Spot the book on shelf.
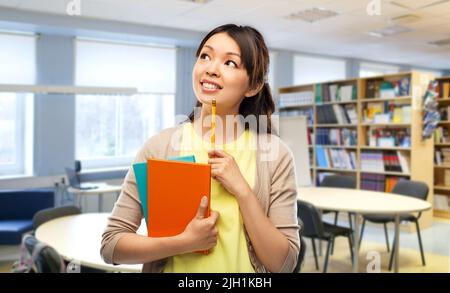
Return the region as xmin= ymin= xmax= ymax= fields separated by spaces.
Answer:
xmin=439 ymin=81 xmax=450 ymax=99
xmin=438 ymin=106 xmax=450 ymax=121
xmin=360 ymin=174 xmax=399 ymax=193
xmin=279 ymin=91 xmax=314 ymax=107
xmin=434 ymin=127 xmax=449 ymax=143
xmin=367 ymin=127 xmax=411 ymax=147
xmin=433 ymin=194 xmax=450 ymax=212
xmin=365 ymin=76 xmax=410 ymax=99
xmin=445 ymin=169 xmax=450 ymax=186
xmin=315 ymin=83 xmax=356 ymax=103
xmin=317 ymin=104 xmax=356 ymax=125
xmin=360 ymin=150 xmax=410 ymax=174
xmin=364 ymin=102 xmax=411 ymax=123
xmin=279 ymin=108 xmax=314 ymax=125
xmin=315 ymin=146 xmax=356 ymax=170
xmin=316 ymin=128 xmax=357 ymax=146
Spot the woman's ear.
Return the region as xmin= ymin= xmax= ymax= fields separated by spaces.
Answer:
xmin=244 ymin=83 xmax=264 ymax=98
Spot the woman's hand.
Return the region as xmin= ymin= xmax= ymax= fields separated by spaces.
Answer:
xmin=208 ymin=149 xmax=252 ymax=199
xmin=182 ymin=196 xmax=219 ymax=253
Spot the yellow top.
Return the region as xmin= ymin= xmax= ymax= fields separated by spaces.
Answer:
xmin=163 ymin=122 xmax=256 ymax=273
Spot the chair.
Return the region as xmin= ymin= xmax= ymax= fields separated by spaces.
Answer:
xmin=293 ymin=219 xmax=307 ymax=273
xmin=320 ymin=175 xmax=357 ymax=230
xmin=358 ymin=179 xmax=429 ymax=270
xmin=32 ymin=205 xmax=81 ymax=230
xmin=297 ymin=200 xmax=353 ymax=273
xmin=12 ymin=234 xmax=65 ymax=273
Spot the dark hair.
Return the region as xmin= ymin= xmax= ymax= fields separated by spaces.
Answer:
xmin=187 ymin=24 xmax=275 ymax=134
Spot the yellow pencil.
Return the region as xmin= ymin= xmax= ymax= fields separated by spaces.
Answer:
xmin=211 ymin=98 xmax=216 ymax=149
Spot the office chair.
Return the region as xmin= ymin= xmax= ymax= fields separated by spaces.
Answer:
xmin=32 ymin=205 xmax=82 ymax=230
xmin=320 ymin=175 xmax=357 ymax=229
xmin=358 ymin=179 xmax=428 ymax=270
xmin=297 ymin=200 xmax=353 ymax=273
xmin=293 ymin=218 xmax=307 ymax=273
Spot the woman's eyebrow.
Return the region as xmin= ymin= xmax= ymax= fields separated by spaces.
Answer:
xmin=203 ymin=45 xmax=241 ymax=59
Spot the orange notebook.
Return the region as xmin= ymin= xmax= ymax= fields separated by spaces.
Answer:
xmin=147 ymin=158 xmax=211 ymax=238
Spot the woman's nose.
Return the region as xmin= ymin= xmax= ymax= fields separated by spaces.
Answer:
xmin=206 ymin=61 xmax=220 ymax=78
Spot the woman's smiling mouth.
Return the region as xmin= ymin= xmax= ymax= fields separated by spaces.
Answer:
xmin=200 ymin=79 xmax=223 ymax=92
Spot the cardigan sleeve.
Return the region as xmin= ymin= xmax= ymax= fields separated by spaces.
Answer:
xmin=267 ymin=140 xmax=300 ymax=273
xmin=100 ymin=135 xmax=158 ymax=265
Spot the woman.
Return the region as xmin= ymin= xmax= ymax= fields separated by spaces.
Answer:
xmin=101 ymin=24 xmax=300 ymax=273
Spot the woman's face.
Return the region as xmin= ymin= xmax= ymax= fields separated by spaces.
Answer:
xmin=192 ymin=32 xmax=256 ymax=113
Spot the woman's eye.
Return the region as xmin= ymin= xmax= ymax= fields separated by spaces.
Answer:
xmin=225 ymin=60 xmax=237 ymax=68
xmin=200 ymin=53 xmax=210 ymax=61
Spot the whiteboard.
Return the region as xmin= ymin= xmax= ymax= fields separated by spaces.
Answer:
xmin=279 ymin=116 xmax=312 ymax=187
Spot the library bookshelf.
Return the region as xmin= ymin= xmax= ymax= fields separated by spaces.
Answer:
xmin=433 ymin=76 xmax=450 ymax=219
xmin=279 ymin=71 xmax=434 ymax=229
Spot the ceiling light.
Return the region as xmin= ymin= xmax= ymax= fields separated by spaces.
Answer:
xmin=429 ymin=38 xmax=450 ymax=47
xmin=367 ymin=25 xmax=412 ymax=37
xmin=286 ymin=7 xmax=339 ymax=23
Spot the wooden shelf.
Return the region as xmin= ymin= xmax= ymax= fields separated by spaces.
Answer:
xmin=360 ymin=123 xmax=411 ymax=127
xmin=360 ymin=146 xmax=411 ymax=151
xmin=434 ymin=165 xmax=450 ymax=168
xmin=315 ymin=145 xmax=357 ymax=149
xmin=279 ymin=71 xmax=434 ymax=229
xmin=438 ymin=121 xmax=450 ymax=125
xmin=433 ymin=209 xmax=450 ymax=219
xmin=315 ymin=124 xmax=357 ymax=128
xmin=437 ymin=98 xmax=450 ymax=104
xmin=360 ymin=96 xmax=411 ymax=103
xmin=435 ymin=143 xmax=450 ymax=147
xmin=279 ymin=103 xmax=314 ymax=110
xmin=360 ymin=170 xmax=410 ymax=176
xmin=314 ymin=167 xmax=357 ymax=173
xmin=434 ymin=185 xmax=450 ymax=191
xmin=317 ymin=100 xmax=357 ymax=105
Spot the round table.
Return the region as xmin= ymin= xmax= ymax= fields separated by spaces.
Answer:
xmin=35 ymin=213 xmax=145 ymax=273
xmin=298 ymin=187 xmax=432 ymax=273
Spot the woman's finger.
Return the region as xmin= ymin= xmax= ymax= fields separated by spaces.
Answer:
xmin=208 ymin=158 xmax=226 ymax=164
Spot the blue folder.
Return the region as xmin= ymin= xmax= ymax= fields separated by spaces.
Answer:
xmin=133 ymin=155 xmax=196 ymax=225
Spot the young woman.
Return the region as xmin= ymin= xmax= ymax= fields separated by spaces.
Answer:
xmin=101 ymin=24 xmax=300 ymax=273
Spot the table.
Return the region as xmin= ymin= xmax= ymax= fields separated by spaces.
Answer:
xmin=68 ymin=184 xmax=122 ymax=212
xmin=35 ymin=213 xmax=145 ymax=273
xmin=298 ymin=187 xmax=431 ymax=273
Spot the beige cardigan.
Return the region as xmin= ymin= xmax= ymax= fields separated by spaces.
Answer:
xmin=100 ymin=123 xmax=300 ymax=273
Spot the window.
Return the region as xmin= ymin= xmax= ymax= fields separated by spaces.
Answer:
xmin=293 ymin=54 xmax=346 ymax=85
xmin=268 ymin=51 xmax=277 ymax=91
xmin=0 ymin=32 xmax=35 ymax=176
xmin=75 ymin=39 xmax=176 ymax=168
xmin=359 ymin=62 xmax=399 ymax=78
xmin=412 ymin=68 xmax=443 ymax=78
